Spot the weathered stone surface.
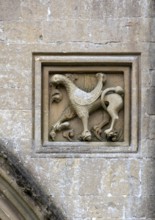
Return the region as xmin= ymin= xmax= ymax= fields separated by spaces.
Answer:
xmin=147 ymin=196 xmax=155 ymax=218
xmin=48 ymin=0 xmax=92 ymax=20
xmin=148 ymin=87 xmax=155 ymax=115
xmin=126 ymin=195 xmax=155 ymax=219
xmin=142 ymin=139 xmax=155 ymax=158
xmin=125 ymin=196 xmax=147 ymax=219
xmin=150 ymin=18 xmax=155 ymax=42
xmin=148 ymin=116 xmax=155 ymax=138
xmin=4 ymin=21 xmax=42 ymax=43
xmin=142 ymin=159 xmax=155 ymax=196
xmin=0 ymin=0 xmax=155 ymax=219
xmin=150 ymin=43 xmax=155 ymax=69
xmin=0 ymin=110 xmax=32 ymax=139
xmin=150 ymin=69 xmax=155 ymax=86
xmin=43 ymin=17 xmax=151 ymax=44
xmin=0 ymin=0 xmax=21 ymax=21
xmin=21 ymin=0 xmax=48 ymax=21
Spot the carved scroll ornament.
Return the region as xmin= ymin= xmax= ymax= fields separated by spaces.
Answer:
xmin=49 ymin=73 xmax=124 ymax=142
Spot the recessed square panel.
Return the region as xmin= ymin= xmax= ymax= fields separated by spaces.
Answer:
xmin=33 ymin=53 xmax=140 ymax=157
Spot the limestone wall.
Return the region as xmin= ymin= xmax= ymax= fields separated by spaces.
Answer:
xmin=0 ymin=0 xmax=155 ymax=219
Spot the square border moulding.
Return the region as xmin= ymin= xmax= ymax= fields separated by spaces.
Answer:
xmin=32 ymin=53 xmax=140 ymax=158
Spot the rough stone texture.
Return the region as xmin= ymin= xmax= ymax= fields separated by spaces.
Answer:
xmin=0 ymin=0 xmax=155 ymax=219
xmin=148 ymin=88 xmax=155 ymax=114
xmin=0 ymin=142 xmax=65 ymax=219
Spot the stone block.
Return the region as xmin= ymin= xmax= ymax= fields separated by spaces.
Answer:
xmin=149 ymin=44 xmax=155 ymax=69
xmin=102 ymin=159 xmax=141 ymax=197
xmin=141 ymin=159 xmax=155 ymax=196
xmin=0 ymin=110 xmax=32 ymax=139
xmin=0 ymin=0 xmax=21 ymax=21
xmin=150 ymin=54 xmax=155 ymax=70
xmin=147 ymin=196 xmax=155 ymax=218
xmin=125 ymin=196 xmax=147 ymax=219
xmin=0 ymin=87 xmax=31 ymax=110
xmin=0 ymin=69 xmax=31 ymax=88
xmin=43 ymin=18 xmax=150 ymax=44
xmin=0 ymin=44 xmax=34 ymax=71
xmin=0 ymin=23 xmax=6 ymax=42
xmin=91 ymin=0 xmax=108 ymax=19
xmin=55 ymin=159 xmax=140 ymax=198
xmin=81 ymin=196 xmax=125 ymax=219
xmin=141 ymin=139 xmax=155 ymax=158
xmin=61 ymin=195 xmax=125 ymax=219
xmin=150 ymin=18 xmax=155 ymax=41
xmin=149 ymin=116 xmax=155 ymax=139
xmin=78 ymin=159 xmax=107 ymax=196
xmin=88 ymin=19 xmax=122 ymax=42
xmin=4 ymin=21 xmax=42 ymax=43
xmin=148 ymin=87 xmax=155 ymax=115
xmin=48 ymin=0 xmax=92 ymax=20
xmin=125 ymin=195 xmax=155 ymax=220
xmin=119 ymin=18 xmax=151 ymax=43
xmin=150 ymin=70 xmax=155 ymax=86
xmin=43 ymin=20 xmax=90 ymax=42
xmin=140 ymin=108 xmax=149 ymax=140
xmin=21 ymin=0 xmax=48 ymax=21
xmin=128 ymin=160 xmax=141 ymax=197
xmin=124 ymin=0 xmax=142 ymax=17
xmin=148 ymin=0 xmax=155 ymax=17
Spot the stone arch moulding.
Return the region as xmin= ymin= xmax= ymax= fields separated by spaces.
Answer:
xmin=0 ymin=143 xmax=65 ymax=220
xmin=32 ymin=53 xmax=140 ymax=157
xmin=0 ymin=172 xmax=40 ymax=220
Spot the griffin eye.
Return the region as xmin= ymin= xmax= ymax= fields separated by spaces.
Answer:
xmin=55 ymin=85 xmax=60 ymax=89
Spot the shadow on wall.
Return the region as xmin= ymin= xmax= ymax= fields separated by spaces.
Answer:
xmin=143 ymin=1 xmax=155 ymax=219
xmin=0 ymin=141 xmax=66 ymax=220
xmin=148 ymin=0 xmax=155 ymax=115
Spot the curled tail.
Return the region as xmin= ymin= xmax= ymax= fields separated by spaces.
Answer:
xmin=101 ymin=86 xmax=124 ymax=110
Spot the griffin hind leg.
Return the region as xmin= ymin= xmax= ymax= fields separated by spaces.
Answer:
xmin=92 ymin=112 xmax=110 ymax=140
xmin=104 ymin=93 xmax=123 ymax=140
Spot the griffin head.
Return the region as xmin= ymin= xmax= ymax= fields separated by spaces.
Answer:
xmin=50 ymin=74 xmax=62 ymax=85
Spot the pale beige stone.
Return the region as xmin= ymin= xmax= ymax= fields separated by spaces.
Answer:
xmin=21 ymin=0 xmax=48 ymax=21
xmin=0 ymin=88 xmax=31 ymax=110
xmin=142 ymin=159 xmax=155 ymax=196
xmin=0 ymin=0 xmax=21 ymax=21
xmin=150 ymin=44 xmax=155 ymax=69
xmin=141 ymin=139 xmax=155 ymax=158
xmin=125 ymin=196 xmax=147 ymax=219
xmin=150 ymin=70 xmax=155 ymax=86
xmin=48 ymin=0 xmax=92 ymax=20
xmin=4 ymin=21 xmax=42 ymax=43
xmin=0 ymin=110 xmax=32 ymax=139
xmin=0 ymin=0 xmax=154 ymax=219
xmin=43 ymin=20 xmax=90 ymax=42
xmin=149 ymin=116 xmax=155 ymax=138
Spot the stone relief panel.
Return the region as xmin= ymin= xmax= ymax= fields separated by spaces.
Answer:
xmin=33 ymin=54 xmax=139 ymax=156
xmin=49 ymin=72 xmax=124 ymax=142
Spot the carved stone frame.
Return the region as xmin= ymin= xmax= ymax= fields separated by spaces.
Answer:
xmin=33 ymin=53 xmax=140 ymax=157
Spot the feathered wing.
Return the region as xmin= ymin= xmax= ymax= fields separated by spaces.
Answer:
xmin=72 ymin=75 xmax=103 ymax=106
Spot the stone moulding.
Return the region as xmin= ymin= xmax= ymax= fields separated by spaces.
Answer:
xmin=32 ymin=53 xmax=140 ymax=157
xmin=0 ymin=143 xmax=65 ymax=219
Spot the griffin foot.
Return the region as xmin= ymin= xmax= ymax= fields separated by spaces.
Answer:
xmin=79 ymin=131 xmax=92 ymax=141
xmin=106 ymin=130 xmax=119 ymax=142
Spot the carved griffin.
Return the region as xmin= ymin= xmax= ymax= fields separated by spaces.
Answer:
xmin=49 ymin=73 xmax=124 ymax=142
